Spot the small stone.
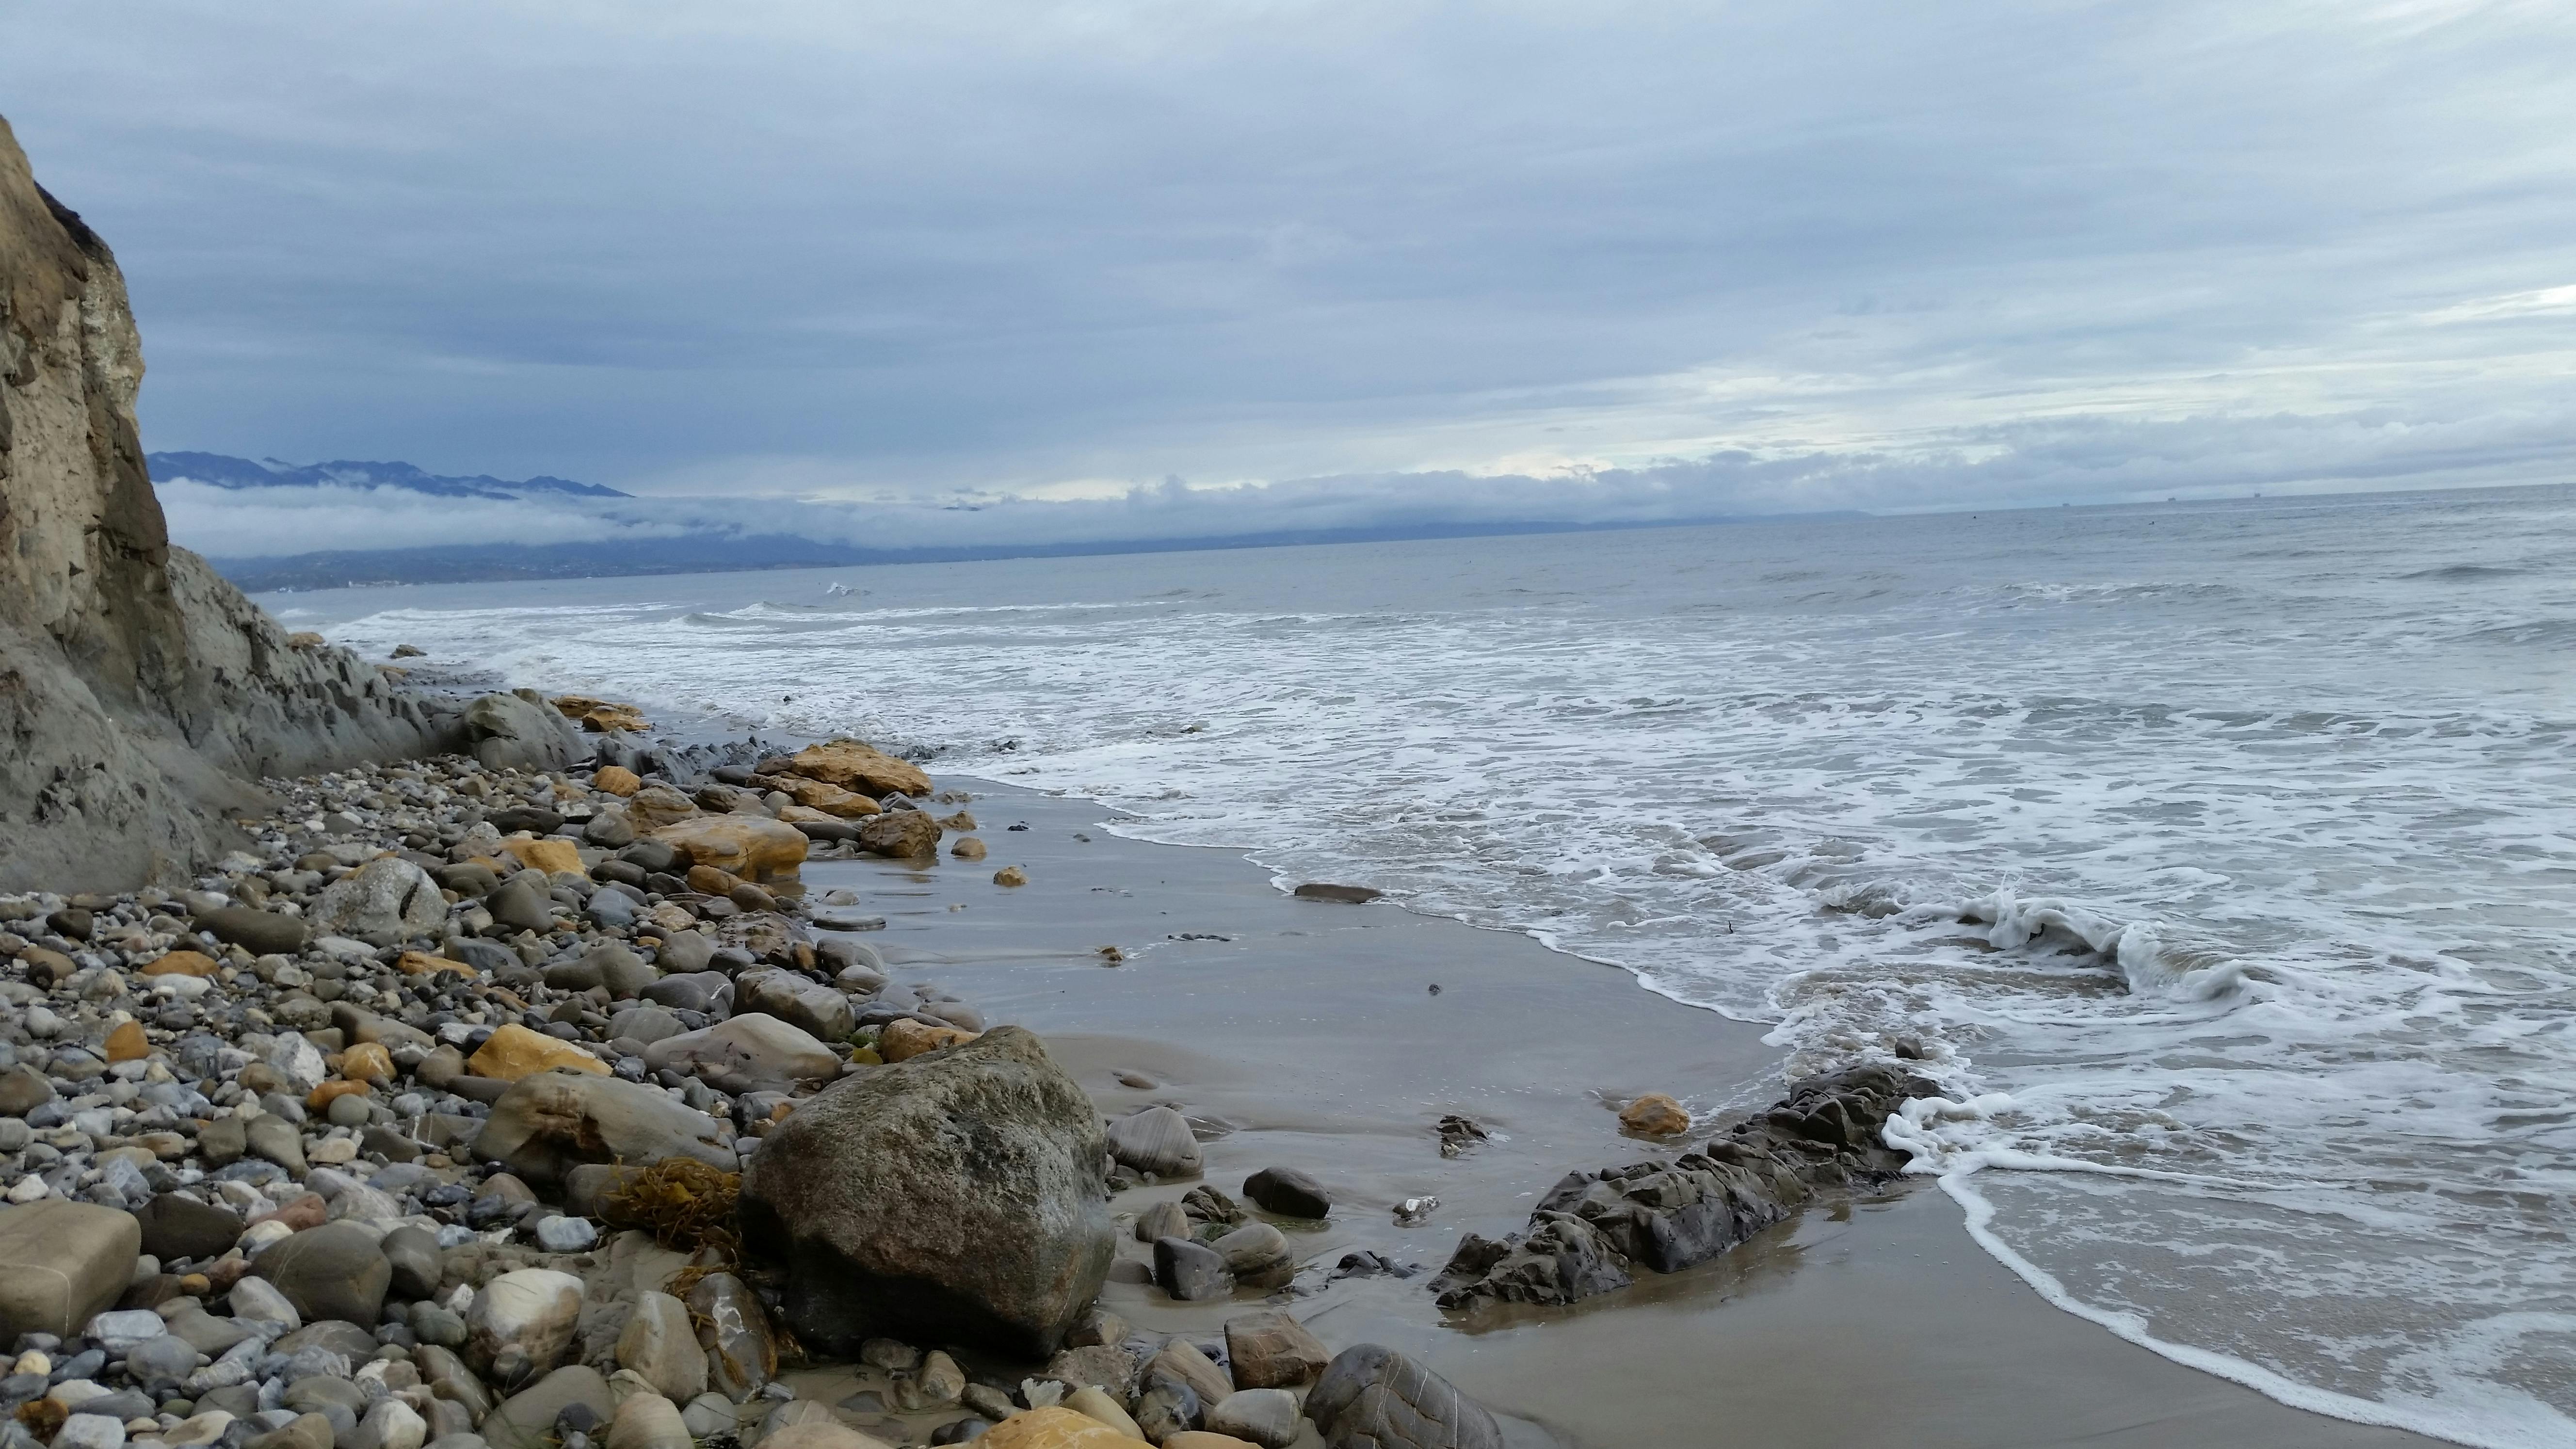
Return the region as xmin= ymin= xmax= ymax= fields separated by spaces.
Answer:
xmin=1134 ymin=1201 xmax=1190 ymax=1243
xmin=353 ymin=1399 xmax=427 ymax=1449
xmin=604 ymin=1391 xmax=690 ymax=1449
xmin=876 ymin=1018 xmax=975 ymax=1063
xmin=245 ymin=1414 xmax=335 ymax=1449
xmin=53 ymin=1413 xmax=128 ymax=1449
xmin=103 ymin=1022 xmax=149 ymax=1064
xmin=1210 ymin=1224 xmax=1289 ymax=1275
xmin=467 ymin=1270 xmax=585 ymax=1379
xmin=1105 ymin=1108 xmax=1200 ymax=1179
xmin=614 ymin=1292 xmax=707 ymax=1404
xmin=992 ymin=868 xmax=1027 ymax=887
xmin=466 ymin=1026 xmax=611 ymax=1082
xmin=533 ymin=1216 xmax=597 ymax=1253
xmin=914 ymin=1349 xmax=966 ymax=1406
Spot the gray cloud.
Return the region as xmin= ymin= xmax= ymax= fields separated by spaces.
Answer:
xmin=14 ymin=1 xmax=2576 ymax=521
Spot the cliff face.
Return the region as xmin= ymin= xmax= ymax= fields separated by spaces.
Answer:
xmin=0 ymin=115 xmax=456 ymax=890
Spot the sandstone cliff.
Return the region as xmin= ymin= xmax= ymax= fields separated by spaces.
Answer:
xmin=0 ymin=115 xmax=455 ymax=890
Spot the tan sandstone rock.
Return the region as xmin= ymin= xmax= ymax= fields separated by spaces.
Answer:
xmin=593 ymin=765 xmax=643 ymax=796
xmin=879 ymin=1018 xmax=977 ymax=1063
xmin=782 ymin=739 xmax=932 ymax=798
xmin=468 ymin=1024 xmax=612 ymax=1081
xmin=651 ymin=816 xmax=809 ymax=884
xmin=500 ymin=837 xmax=584 ymax=876
xmin=1619 ymin=1092 xmax=1691 ymax=1136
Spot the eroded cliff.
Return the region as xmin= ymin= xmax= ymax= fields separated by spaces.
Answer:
xmin=0 ymin=115 xmax=455 ymax=889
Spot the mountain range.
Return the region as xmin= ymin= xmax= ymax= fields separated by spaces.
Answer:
xmin=146 ymin=451 xmax=628 ymax=500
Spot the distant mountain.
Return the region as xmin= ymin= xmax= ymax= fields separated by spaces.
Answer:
xmin=146 ymin=451 xmax=628 ymax=500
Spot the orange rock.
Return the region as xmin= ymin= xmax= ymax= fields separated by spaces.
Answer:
xmin=1619 ymin=1092 xmax=1691 ymax=1136
xmin=552 ymin=694 xmax=651 ymax=733
xmin=339 ymin=1042 xmax=395 ymax=1083
xmin=252 ymin=1193 xmax=327 ymax=1230
xmin=500 ymin=836 xmax=584 ymax=875
xmin=783 ymin=738 xmax=932 ymax=798
xmin=593 ymin=765 xmax=643 ymax=796
xmin=397 ymin=950 xmax=477 ymax=978
xmin=104 ymin=1020 xmax=149 ymax=1063
xmin=783 ymin=778 xmax=882 ymax=818
xmin=994 ymin=866 xmax=1028 ymax=887
xmin=685 ymin=864 xmax=742 ymax=896
xmin=141 ymin=950 xmax=220 ymax=978
xmin=977 ymin=1408 xmax=1154 ymax=1449
xmin=1160 ymin=1437 xmax=1259 ymax=1449
xmin=879 ymin=1018 xmax=976 ymax=1063
xmin=650 ymin=815 xmax=810 ymax=884
xmin=307 ymin=1079 xmax=372 ymax=1111
xmin=467 ymin=1023 xmax=612 ymax=1081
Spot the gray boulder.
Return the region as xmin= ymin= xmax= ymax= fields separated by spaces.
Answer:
xmin=1106 ymin=1107 xmax=1201 ymax=1178
xmin=471 ymin=1069 xmax=733 ymax=1189
xmin=738 ymin=1026 xmax=1113 ymax=1358
xmin=1306 ymin=1344 xmax=1502 ymax=1449
xmin=641 ymin=1015 xmax=838 ymax=1096
xmin=734 ymin=970 xmax=853 ymax=1042
xmin=309 ymin=857 xmax=446 ymax=944
xmin=465 ymin=692 xmax=582 ymax=774
xmin=250 ymin=1222 xmax=391 ymax=1326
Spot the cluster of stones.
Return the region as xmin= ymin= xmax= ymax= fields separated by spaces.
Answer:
xmin=0 ymin=704 xmax=1505 ymax=1449
xmin=1428 ymin=1064 xmax=1940 ymax=1310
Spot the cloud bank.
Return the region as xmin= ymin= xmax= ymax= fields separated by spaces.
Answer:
xmin=12 ymin=0 xmax=2576 ymax=526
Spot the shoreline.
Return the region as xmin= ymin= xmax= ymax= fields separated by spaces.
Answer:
xmin=0 ymin=732 xmax=2451 ymax=1449
xmin=883 ymin=779 xmax=2454 ymax=1449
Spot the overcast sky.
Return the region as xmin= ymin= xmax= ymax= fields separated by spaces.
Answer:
xmin=8 ymin=0 xmax=2575 ymax=537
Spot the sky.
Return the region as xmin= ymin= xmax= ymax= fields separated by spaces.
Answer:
xmin=8 ymin=1 xmax=2576 ymax=554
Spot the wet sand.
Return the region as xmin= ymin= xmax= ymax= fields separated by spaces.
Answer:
xmin=808 ymin=783 xmax=2446 ymax=1449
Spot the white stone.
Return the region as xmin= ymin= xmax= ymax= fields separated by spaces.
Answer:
xmin=353 ymin=1398 xmax=425 ymax=1449
xmin=54 ymin=1413 xmax=125 ymax=1449
xmin=86 ymin=1310 xmax=168 ymax=1353
xmin=264 ymin=1037 xmax=325 ymax=1091
xmin=237 ymin=1220 xmax=295 ymax=1255
xmin=225 ymin=1275 xmax=301 ymax=1329
xmin=465 ymin=1269 xmax=584 ymax=1374
xmin=7 ymin=1175 xmax=48 ymax=1204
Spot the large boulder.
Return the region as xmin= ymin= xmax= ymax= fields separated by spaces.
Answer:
xmin=648 ymin=817 xmax=809 ymax=884
xmin=738 ymin=1026 xmax=1113 ymax=1359
xmin=472 ymin=1069 xmax=734 ymax=1189
xmin=308 ymin=856 xmax=445 ymax=944
xmin=1305 ymin=1345 xmax=1502 ymax=1449
xmin=464 ymin=692 xmax=583 ymax=773
xmin=0 ymin=1199 xmax=140 ymax=1340
xmin=779 ymin=739 xmax=930 ymax=798
xmin=641 ymin=1015 xmax=840 ymax=1096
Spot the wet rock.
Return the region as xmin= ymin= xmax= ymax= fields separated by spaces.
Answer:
xmin=1143 ymin=1339 xmax=1234 ymax=1415
xmin=779 ymin=740 xmax=931 ymax=799
xmin=1305 ymin=1344 xmax=1502 ymax=1449
xmin=1290 ymin=884 xmax=1380 ymax=904
xmin=1222 ymin=1312 xmax=1328 ymax=1390
xmin=642 ymin=1015 xmax=838 ymax=1096
xmin=1132 ymin=1379 xmax=1202 ymax=1444
xmin=1617 ymin=1093 xmax=1690 ymax=1137
xmin=1133 ymin=1201 xmax=1190 ymax=1244
xmin=381 ymin=1225 xmax=442 ymax=1301
xmin=1431 ymin=1064 xmax=1934 ymax=1311
xmin=1105 ymin=1108 xmax=1200 ymax=1179
xmin=417 ymin=1344 xmax=493 ymax=1420
xmin=739 ymin=1027 xmax=1113 ymax=1359
xmin=613 ymin=1292 xmax=707 ymax=1403
xmin=250 ymin=1222 xmax=389 ymax=1326
xmin=1240 ymin=1168 xmax=1330 ymax=1220
xmin=1152 ymin=1238 xmax=1231 ymax=1303
xmin=855 ymin=813 xmax=941 ymax=861
xmin=0 ymin=1200 xmax=142 ymax=1339
xmin=1209 ymin=1224 xmax=1288 ymax=1277
xmin=972 ymin=1408 xmax=1143 ymax=1449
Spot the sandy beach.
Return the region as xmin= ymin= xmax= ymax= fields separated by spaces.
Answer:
xmin=849 ymin=782 xmax=2449 ymax=1449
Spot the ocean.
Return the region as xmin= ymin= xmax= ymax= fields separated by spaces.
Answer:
xmin=279 ymin=483 xmax=2576 ymax=1448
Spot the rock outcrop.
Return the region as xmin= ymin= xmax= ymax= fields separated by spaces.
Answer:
xmin=0 ymin=114 xmax=457 ymax=890
xmin=737 ymin=1026 xmax=1116 ymax=1359
xmin=1428 ymin=1064 xmax=1937 ymax=1311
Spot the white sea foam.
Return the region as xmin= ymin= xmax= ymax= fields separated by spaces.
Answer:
xmin=306 ymin=490 xmax=2576 ymax=1447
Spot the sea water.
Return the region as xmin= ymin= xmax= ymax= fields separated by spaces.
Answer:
xmin=282 ymin=484 xmax=2576 ymax=1447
